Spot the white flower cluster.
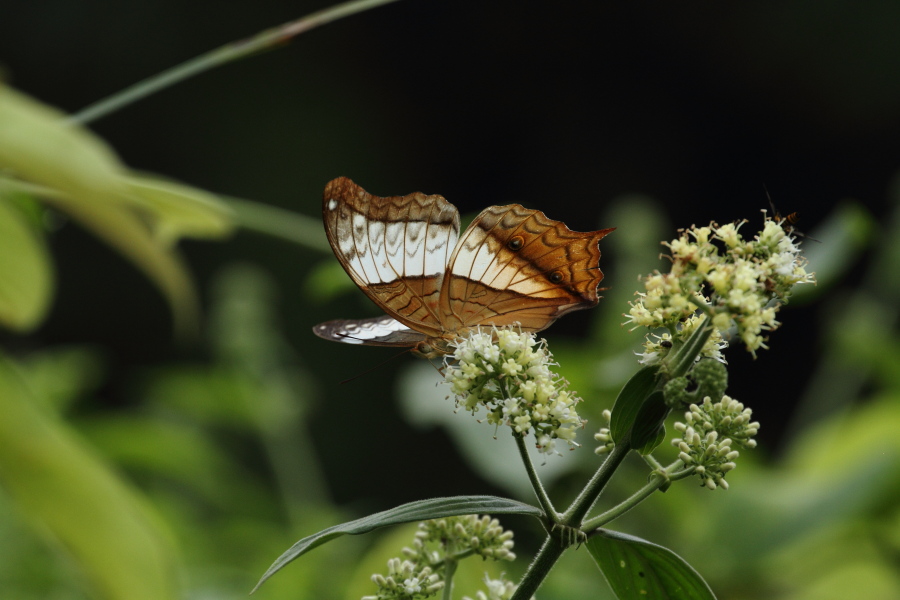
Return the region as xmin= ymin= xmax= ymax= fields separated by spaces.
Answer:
xmin=444 ymin=327 xmax=585 ymax=454
xmin=625 ymin=216 xmax=815 ymax=358
xmin=462 ymin=575 xmax=524 ymax=600
xmin=363 ymin=557 xmax=442 ymax=600
xmin=671 ymin=395 xmax=760 ymax=490
xmin=364 ymin=516 xmax=516 ymax=600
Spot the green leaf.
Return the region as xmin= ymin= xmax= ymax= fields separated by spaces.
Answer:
xmin=610 ymin=366 xmax=660 ymax=445
xmin=124 ymin=172 xmax=236 ymax=244
xmin=632 ymin=391 xmax=670 ymax=455
xmin=0 ymin=84 xmax=127 ymax=204
xmin=792 ymin=200 xmax=874 ymax=301
xmin=586 ymin=529 xmax=716 ymax=600
xmin=0 ymin=196 xmax=54 ymax=331
xmin=0 ymin=353 xmax=179 ymax=600
xmin=254 ymin=495 xmax=543 ymax=592
xmin=0 ymin=86 xmax=200 ymax=336
xmin=303 ymin=259 xmax=359 ymax=302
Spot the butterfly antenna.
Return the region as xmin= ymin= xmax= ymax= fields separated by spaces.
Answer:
xmin=339 ymin=347 xmax=414 ymax=385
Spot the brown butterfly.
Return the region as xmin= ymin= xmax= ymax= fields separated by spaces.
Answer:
xmin=313 ymin=177 xmax=615 ymax=358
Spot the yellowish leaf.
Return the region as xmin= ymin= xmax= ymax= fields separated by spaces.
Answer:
xmin=0 ymin=354 xmax=180 ymax=600
xmin=0 ymin=196 xmax=54 ymax=331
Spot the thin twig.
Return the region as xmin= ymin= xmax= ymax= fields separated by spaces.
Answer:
xmin=69 ymin=0 xmax=403 ymax=124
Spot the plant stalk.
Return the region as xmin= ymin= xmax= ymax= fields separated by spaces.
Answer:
xmin=560 ymin=441 xmax=629 ymax=526
xmin=509 ymin=535 xmax=567 ymax=600
xmin=69 ymin=0 xmax=402 ymax=124
xmin=581 ymin=462 xmax=694 ymax=532
xmin=514 ymin=433 xmax=557 ymax=519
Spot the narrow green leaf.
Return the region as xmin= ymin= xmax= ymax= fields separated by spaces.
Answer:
xmin=124 ymin=173 xmax=236 ymax=244
xmin=632 ymin=391 xmax=670 ymax=455
xmin=609 ymin=366 xmax=660 ymax=445
xmin=0 ymin=86 xmax=200 ymax=336
xmin=0 ymin=197 xmax=54 ymax=331
xmin=254 ymin=496 xmax=543 ymax=592
xmin=0 ymin=84 xmax=126 ymax=205
xmin=586 ymin=529 xmax=716 ymax=600
xmin=0 ymin=354 xmax=179 ymax=600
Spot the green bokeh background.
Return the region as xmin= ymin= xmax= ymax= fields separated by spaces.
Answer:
xmin=1 ymin=2 xmax=899 ymax=599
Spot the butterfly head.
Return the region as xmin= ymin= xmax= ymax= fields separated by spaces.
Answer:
xmin=412 ymin=338 xmax=452 ymax=360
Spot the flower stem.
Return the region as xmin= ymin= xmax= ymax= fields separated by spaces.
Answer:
xmin=441 ymin=559 xmax=457 ymax=600
xmin=506 ymin=432 xmax=631 ymax=599
xmin=69 ymin=0 xmax=402 ymax=124
xmin=514 ymin=433 xmax=557 ymax=519
xmin=561 ymin=441 xmax=629 ymax=526
xmin=509 ymin=535 xmax=567 ymax=600
xmin=666 ymin=315 xmax=714 ymax=377
xmin=581 ymin=462 xmax=694 ymax=532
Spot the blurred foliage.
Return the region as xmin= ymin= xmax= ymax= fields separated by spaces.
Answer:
xmin=0 ymin=84 xmax=235 ymax=337
xmin=2 ymin=2 xmax=900 ymax=599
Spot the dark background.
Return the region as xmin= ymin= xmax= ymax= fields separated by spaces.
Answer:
xmin=3 ymin=1 xmax=898 ymax=506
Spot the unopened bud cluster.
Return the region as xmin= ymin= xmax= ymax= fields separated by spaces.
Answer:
xmin=626 ymin=216 xmax=815 ymax=359
xmin=414 ymin=516 xmax=516 ymax=562
xmin=663 ymin=359 xmax=729 ymax=408
xmin=364 ymin=516 xmax=516 ymax=600
xmin=444 ymin=327 xmax=585 ymax=454
xmin=671 ymin=395 xmax=760 ymax=490
xmin=593 ymin=410 xmax=615 ymax=455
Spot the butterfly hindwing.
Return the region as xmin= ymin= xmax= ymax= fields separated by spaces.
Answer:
xmin=323 ymin=177 xmax=460 ymax=336
xmin=312 ymin=315 xmax=428 ymax=347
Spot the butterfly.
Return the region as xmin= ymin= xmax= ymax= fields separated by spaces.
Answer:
xmin=313 ymin=177 xmax=615 ymax=358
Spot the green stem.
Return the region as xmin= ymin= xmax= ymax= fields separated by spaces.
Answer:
xmin=581 ymin=462 xmax=694 ymax=532
xmin=514 ymin=433 xmax=557 ymax=519
xmin=222 ymin=196 xmax=331 ymax=252
xmin=665 ymin=315 xmax=714 ymax=378
xmin=641 ymin=452 xmax=664 ymax=471
xmin=69 ymin=0 xmax=402 ymax=125
xmin=509 ymin=535 xmax=567 ymax=600
xmin=560 ymin=441 xmax=629 ymax=526
xmin=441 ymin=559 xmax=457 ymax=600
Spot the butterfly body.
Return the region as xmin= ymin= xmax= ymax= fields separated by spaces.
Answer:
xmin=314 ymin=177 xmax=614 ymax=358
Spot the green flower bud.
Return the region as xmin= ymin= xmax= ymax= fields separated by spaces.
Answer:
xmin=690 ymin=358 xmax=728 ymax=402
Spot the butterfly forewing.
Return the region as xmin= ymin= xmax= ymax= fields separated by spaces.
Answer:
xmin=323 ymin=177 xmax=460 ymax=335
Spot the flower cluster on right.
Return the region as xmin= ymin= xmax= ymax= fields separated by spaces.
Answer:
xmin=625 ymin=214 xmax=816 ymax=361
xmin=609 ymin=214 xmax=814 ymax=489
xmin=672 ymin=395 xmax=760 ymax=490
